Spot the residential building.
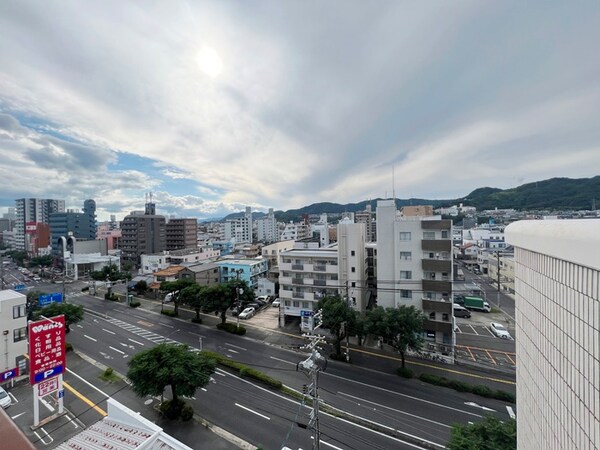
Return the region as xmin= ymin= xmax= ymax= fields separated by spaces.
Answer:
xmin=166 ymin=218 xmax=198 ymax=250
xmin=15 ymin=198 xmax=65 ymax=251
xmin=120 ymin=201 xmax=166 ymax=265
xmin=337 ymin=217 xmax=368 ymax=312
xmin=376 ymin=199 xmax=454 ymax=358
xmin=50 ymin=199 xmax=97 ymax=254
xmin=139 ymin=248 xmax=220 ymax=275
xmin=179 ymin=262 xmax=220 ymax=286
xmin=217 ymin=259 xmax=269 ymax=290
xmin=311 ymin=214 xmax=330 ymax=247
xmin=280 ymin=221 xmax=311 ymax=241
xmin=354 ymin=203 xmax=376 ymax=242
xmin=224 ymin=207 xmax=253 ymax=244
xmin=255 ymin=208 xmax=278 ymax=243
xmin=24 ymin=222 xmax=50 ymax=255
xmin=506 ymin=220 xmax=600 ymax=450
xmin=96 ymin=224 xmax=121 ymax=251
xmin=152 ymin=266 xmax=185 ymax=286
xmin=261 ymin=240 xmax=295 ymax=269
xmin=279 ymin=247 xmax=339 ymax=329
xmin=0 ymin=290 xmax=29 ymax=381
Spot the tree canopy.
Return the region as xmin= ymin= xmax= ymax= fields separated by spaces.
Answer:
xmin=317 ymin=295 xmax=356 ymax=358
xmin=179 ymin=284 xmax=206 ymax=320
xmin=33 ymin=302 xmax=84 ymax=333
xmin=161 ymin=279 xmax=195 ymax=315
xmin=127 ymin=343 xmax=216 ymax=415
xmin=91 ymin=264 xmax=131 ymax=282
xmin=447 ymin=415 xmax=516 ymax=450
xmin=200 ymin=280 xmax=253 ymax=324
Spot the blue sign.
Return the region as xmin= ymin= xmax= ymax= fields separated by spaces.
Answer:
xmin=300 ymin=310 xmax=314 ymax=318
xmin=0 ymin=368 xmax=18 ymax=381
xmin=34 ymin=365 xmax=64 ymax=383
xmin=58 ymin=390 xmax=64 ymax=399
xmin=38 ymin=293 xmax=63 ymax=306
xmin=14 ymin=284 xmax=25 ymax=292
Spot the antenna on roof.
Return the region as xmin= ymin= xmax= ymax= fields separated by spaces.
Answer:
xmin=392 ymin=166 xmax=396 ymax=202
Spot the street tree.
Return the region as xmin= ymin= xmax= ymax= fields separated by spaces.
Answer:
xmin=201 ymin=283 xmax=232 ymax=324
xmin=134 ymin=280 xmax=148 ymax=294
xmin=447 ymin=415 xmax=516 ymax=450
xmin=33 ymin=303 xmax=84 ymax=333
xmin=179 ymin=284 xmax=206 ymax=321
xmin=317 ymin=295 xmax=356 ymax=359
xmin=161 ymin=279 xmax=195 ymax=316
xmin=369 ymin=306 xmax=425 ymax=368
xmin=127 ymin=343 xmax=216 ymax=418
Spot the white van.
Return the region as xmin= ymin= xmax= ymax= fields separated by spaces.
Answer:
xmin=164 ymin=291 xmax=179 ymax=303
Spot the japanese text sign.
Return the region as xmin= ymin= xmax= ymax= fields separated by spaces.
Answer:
xmin=28 ymin=315 xmax=66 ymax=385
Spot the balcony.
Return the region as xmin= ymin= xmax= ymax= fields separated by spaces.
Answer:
xmin=423 ymin=319 xmax=454 ymax=334
xmin=421 ymin=240 xmax=452 ymax=252
xmin=291 ymin=264 xmax=304 ymax=270
xmin=422 ymin=259 xmax=452 ymax=272
xmin=422 ymin=280 xmax=452 ymax=292
xmin=421 ymin=220 xmax=452 ymax=230
xmin=313 ymin=279 xmax=327 ymax=286
xmin=422 ymin=299 xmax=452 ymax=314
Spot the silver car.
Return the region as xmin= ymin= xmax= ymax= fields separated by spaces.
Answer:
xmin=490 ymin=322 xmax=512 ymax=339
xmin=238 ymin=307 xmax=255 ymax=320
xmin=0 ymin=386 xmax=12 ymax=409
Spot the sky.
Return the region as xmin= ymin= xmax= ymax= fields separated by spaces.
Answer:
xmin=1 ymin=1 xmax=599 ymax=221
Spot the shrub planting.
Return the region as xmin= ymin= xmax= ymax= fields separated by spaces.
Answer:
xmin=216 ymin=322 xmax=246 ymax=335
xmin=417 ymin=373 xmax=515 ymax=402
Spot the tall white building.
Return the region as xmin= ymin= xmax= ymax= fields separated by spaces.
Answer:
xmin=280 ymin=221 xmax=311 ymax=242
xmin=337 ymin=218 xmax=367 ymax=311
xmin=0 ymin=290 xmax=29 ymax=379
xmin=224 ymin=207 xmax=253 ymax=244
xmin=311 ymin=214 xmax=330 ymax=247
xmin=15 ymin=198 xmax=65 ymax=250
xmin=506 ymin=220 xmax=600 ymax=450
xmin=255 ymin=208 xmax=278 ymax=243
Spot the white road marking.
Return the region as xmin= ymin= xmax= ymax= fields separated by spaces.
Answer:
xmin=225 ymin=343 xmax=247 ymax=351
xmin=109 ymin=346 xmax=125 ymax=355
xmin=227 ymin=349 xmax=239 ymax=354
xmin=235 ymin=403 xmax=270 ymax=420
xmin=84 ymin=335 xmax=97 ymax=342
xmin=468 ymin=324 xmax=479 ymax=335
xmin=128 ymin=338 xmax=144 ymax=346
xmin=11 ymin=412 xmax=26 ymax=419
xmin=102 ymin=328 xmax=116 ymax=335
xmin=269 ymin=356 xmax=296 ymax=366
xmin=76 ymin=324 xmax=83 ymax=328
xmin=506 ymin=406 xmax=516 ymax=419
xmin=201 ymin=388 xmax=207 ymax=392
xmin=159 ymin=323 xmax=175 ymax=328
xmin=40 ymin=396 xmax=54 ymax=412
xmin=310 ymin=436 xmax=343 ymax=450
xmin=464 ymin=401 xmax=496 ymax=412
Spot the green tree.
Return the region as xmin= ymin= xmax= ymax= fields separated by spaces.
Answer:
xmin=349 ymin=313 xmax=368 ymax=346
xmin=91 ymin=264 xmax=131 ymax=282
xmin=317 ymin=295 xmax=356 ymax=359
xmin=6 ymin=250 xmax=27 ymax=266
xmin=161 ymin=279 xmax=195 ymax=316
xmin=179 ymin=284 xmax=206 ymax=320
xmin=127 ymin=343 xmax=216 ymax=418
xmin=29 ymin=255 xmax=53 ymax=267
xmin=33 ymin=303 xmax=84 ymax=333
xmin=26 ymin=290 xmax=46 ymax=320
xmin=447 ymin=415 xmax=516 ymax=450
xmin=134 ymin=280 xmax=148 ymax=294
xmin=368 ymin=306 xmax=426 ymax=368
xmin=201 ymin=283 xmax=233 ymax=325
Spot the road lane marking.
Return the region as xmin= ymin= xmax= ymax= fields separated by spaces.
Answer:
xmin=11 ymin=412 xmax=26 ymax=419
xmin=84 ymin=335 xmax=97 ymax=342
xmin=507 ymin=406 xmax=516 ymax=419
xmin=225 ymin=343 xmax=247 ymax=351
xmin=466 ymin=346 xmax=476 ymax=361
xmin=506 ymin=353 xmax=516 ymax=365
xmin=270 ymin=356 xmax=296 ymax=366
xmin=227 ymin=349 xmax=239 ymax=354
xmin=485 ymin=349 xmax=497 ymax=364
xmin=325 ymin=372 xmax=483 ymax=418
xmin=63 ymin=381 xmax=107 ymax=417
xmin=109 ymin=346 xmax=125 ymax=355
xmin=235 ymin=403 xmax=270 ymax=420
xmin=468 ymin=324 xmax=478 ymax=335
xmin=158 ymin=323 xmax=175 ymax=328
xmin=102 ymin=328 xmax=116 ymax=335
xmin=310 ymin=436 xmax=343 ymax=449
xmin=338 ymin=392 xmax=452 ymax=428
xmin=40 ymin=396 xmax=54 ymax=412
xmin=455 ymin=344 xmax=516 ymax=356
xmin=128 ymin=338 xmax=144 ymax=346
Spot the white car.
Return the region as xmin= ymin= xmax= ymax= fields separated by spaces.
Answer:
xmin=271 ymin=298 xmax=281 ymax=307
xmin=490 ymin=322 xmax=512 ymax=339
xmin=238 ymin=307 xmax=255 ymax=320
xmin=0 ymin=386 xmax=12 ymax=409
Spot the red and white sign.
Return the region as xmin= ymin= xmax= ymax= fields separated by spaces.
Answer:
xmin=37 ymin=377 xmax=58 ymax=397
xmin=28 ymin=315 xmax=66 ymax=385
xmin=25 ymin=222 xmax=37 ymax=233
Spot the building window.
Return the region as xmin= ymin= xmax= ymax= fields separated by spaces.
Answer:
xmin=399 ymin=232 xmax=411 ymax=241
xmin=351 ymin=267 xmax=355 ymax=273
xmin=429 ymin=312 xmax=435 ymax=320
xmin=400 ymin=290 xmax=411 ymax=298
xmin=351 ymin=282 xmax=356 ymax=288
xmin=423 ymin=231 xmax=435 ymax=239
xmin=351 ymin=250 xmax=355 ymax=256
xmin=399 ymin=252 xmax=412 ymax=260
xmin=13 ymin=304 xmax=26 ymax=319
xmin=293 ymin=301 xmax=300 ymax=308
xmin=442 ymin=313 xmax=449 ymax=321
xmin=302 ymin=302 xmax=309 ymax=309
xmin=13 ymin=327 xmax=27 ymax=342
xmin=400 ymin=271 xmax=412 ymax=280
xmin=441 ymin=230 xmax=449 ymax=239
xmin=284 ymin=300 xmax=291 ymax=307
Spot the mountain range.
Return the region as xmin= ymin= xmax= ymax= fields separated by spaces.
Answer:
xmin=221 ymin=176 xmax=600 ymax=222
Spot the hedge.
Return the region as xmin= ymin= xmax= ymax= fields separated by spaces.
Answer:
xmin=202 ymin=350 xmax=282 ymax=389
xmin=129 ymin=301 xmax=141 ymax=308
xmin=216 ymin=322 xmax=246 ymax=335
xmin=161 ymin=310 xmax=177 ymax=317
xmin=417 ymin=373 xmax=515 ymax=403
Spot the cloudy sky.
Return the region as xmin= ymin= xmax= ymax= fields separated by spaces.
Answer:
xmin=1 ymin=1 xmax=599 ymax=220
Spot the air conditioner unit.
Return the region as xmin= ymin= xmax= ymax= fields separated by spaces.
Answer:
xmin=440 ymin=345 xmax=448 ymax=352
xmin=427 ymin=344 xmax=436 ymax=351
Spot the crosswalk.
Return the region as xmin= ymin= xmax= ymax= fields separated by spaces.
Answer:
xmin=104 ymin=317 xmax=200 ymax=351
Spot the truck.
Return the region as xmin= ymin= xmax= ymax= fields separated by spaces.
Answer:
xmin=462 ymin=296 xmax=491 ymax=312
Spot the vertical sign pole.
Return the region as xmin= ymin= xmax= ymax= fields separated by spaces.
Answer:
xmin=33 ymin=384 xmax=40 ymax=427
xmin=57 ymin=374 xmax=64 ymax=414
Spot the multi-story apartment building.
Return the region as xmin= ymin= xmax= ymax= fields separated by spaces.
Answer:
xmin=97 ymin=222 xmax=121 ymax=251
xmin=217 ymin=258 xmax=269 ymax=290
xmin=506 ymin=220 xmax=600 ymax=450
xmin=0 ymin=290 xmax=29 ymax=381
xmin=166 ymin=218 xmax=198 ymax=250
xmin=120 ymin=202 xmax=166 ymax=265
xmin=337 ymin=218 xmax=368 ymax=312
xmin=280 ymin=221 xmax=311 ymax=242
xmin=376 ymin=199 xmax=454 ymax=357
xmin=224 ymin=207 xmax=253 ymax=244
xmin=179 ymin=262 xmax=220 ymax=287
xmin=354 ymin=204 xmax=376 ymax=242
xmin=49 ymin=199 xmax=97 ymax=254
xmin=15 ymin=198 xmax=65 ymax=251
xmin=255 ymin=208 xmax=278 ymax=243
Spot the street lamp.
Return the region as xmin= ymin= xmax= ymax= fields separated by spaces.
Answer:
xmin=234 ymin=269 xmax=244 ymax=330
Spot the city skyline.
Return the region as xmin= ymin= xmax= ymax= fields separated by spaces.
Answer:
xmin=1 ymin=2 xmax=600 ymax=221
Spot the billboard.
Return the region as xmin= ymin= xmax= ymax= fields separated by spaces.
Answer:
xmin=38 ymin=293 xmax=63 ymax=307
xmin=28 ymin=315 xmax=66 ymax=385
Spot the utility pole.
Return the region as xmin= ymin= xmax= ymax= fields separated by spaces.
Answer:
xmin=344 ymin=280 xmax=350 ymax=362
xmin=496 ymin=251 xmax=501 ymax=309
xmin=297 ymin=310 xmax=326 ymax=450
xmin=235 ymin=269 xmax=243 ymax=330
xmin=0 ymin=252 xmax=5 ymax=290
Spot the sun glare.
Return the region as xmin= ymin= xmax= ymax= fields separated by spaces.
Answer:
xmin=196 ymin=47 xmax=223 ymax=78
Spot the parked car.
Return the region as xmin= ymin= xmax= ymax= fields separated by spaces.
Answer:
xmin=33 ymin=276 xmax=41 ymax=281
xmin=272 ymin=298 xmax=281 ymax=307
xmin=490 ymin=322 xmax=512 ymax=339
xmin=453 ymin=304 xmax=471 ymax=318
xmin=254 ymin=299 xmax=267 ymax=307
xmin=256 ymin=295 xmax=269 ymax=303
xmin=0 ymin=386 xmax=11 ymax=409
xmin=231 ymin=305 xmax=241 ymax=316
xmin=239 ymin=307 xmax=255 ymax=320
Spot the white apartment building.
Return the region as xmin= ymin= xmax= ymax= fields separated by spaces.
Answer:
xmin=139 ymin=247 xmax=220 ymax=274
xmin=280 ymin=221 xmax=311 ymax=242
xmin=255 ymin=208 xmax=278 ymax=243
xmin=506 ymin=220 xmax=600 ymax=450
xmin=279 ymin=247 xmax=339 ymax=330
xmin=337 ymin=218 xmax=367 ymax=312
xmin=310 ymin=214 xmax=330 ymax=247
xmin=0 ymin=290 xmax=29 ymax=382
xmin=376 ymin=200 xmax=455 ymax=357
xmin=224 ymin=207 xmax=253 ymax=244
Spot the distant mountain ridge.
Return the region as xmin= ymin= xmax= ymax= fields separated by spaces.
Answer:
xmin=220 ymin=176 xmax=600 ymax=221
